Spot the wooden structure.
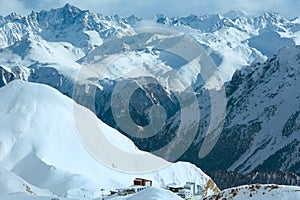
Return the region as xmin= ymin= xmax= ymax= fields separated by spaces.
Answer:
xmin=133 ymin=178 xmax=152 ymax=187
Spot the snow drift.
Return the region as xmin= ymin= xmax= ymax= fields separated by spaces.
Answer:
xmin=204 ymin=184 xmax=300 ymax=200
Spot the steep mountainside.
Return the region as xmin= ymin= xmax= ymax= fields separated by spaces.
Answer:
xmin=188 ymin=46 xmax=300 ymax=176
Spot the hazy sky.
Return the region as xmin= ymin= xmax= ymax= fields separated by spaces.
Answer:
xmin=0 ymin=0 xmax=299 ymax=19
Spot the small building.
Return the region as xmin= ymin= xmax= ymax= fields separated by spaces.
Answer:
xmin=133 ymin=178 xmax=152 ymax=187
xmin=196 ymin=184 xmax=203 ymax=195
xmin=166 ymin=182 xmax=202 ymax=199
xmin=130 ymin=185 xmax=148 ymax=193
xmin=166 ymin=183 xmax=184 ymax=193
xmin=110 ymin=188 xmax=135 ymax=196
xmin=178 ymin=189 xmax=192 ymax=199
xmin=184 ymin=182 xmax=196 ymax=196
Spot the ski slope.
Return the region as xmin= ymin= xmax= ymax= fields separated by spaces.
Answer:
xmin=0 ymin=80 xmax=217 ymax=199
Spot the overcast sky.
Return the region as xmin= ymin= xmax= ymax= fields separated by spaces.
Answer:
xmin=0 ymin=0 xmax=299 ymax=19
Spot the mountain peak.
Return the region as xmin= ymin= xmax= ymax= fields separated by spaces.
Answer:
xmin=4 ymin=12 xmax=22 ymax=20
xmin=61 ymin=3 xmax=82 ymax=16
xmin=154 ymin=14 xmax=170 ymax=24
xmin=224 ymin=10 xmax=247 ymax=19
xmin=63 ymin=3 xmax=81 ymax=11
xmin=259 ymin=11 xmax=287 ymax=22
xmin=126 ymin=14 xmax=142 ymax=26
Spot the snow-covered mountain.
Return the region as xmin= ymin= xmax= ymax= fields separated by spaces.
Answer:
xmin=101 ymin=45 xmax=300 ymax=185
xmin=0 ymin=5 xmax=299 ymax=83
xmin=204 ymin=184 xmax=300 ymax=200
xmin=191 ymin=46 xmax=300 ymax=176
xmin=0 ymin=4 xmax=135 ymax=51
xmin=0 ymin=80 xmax=218 ymax=200
xmin=1 ymin=4 xmax=300 ymax=190
xmin=154 ymin=11 xmax=300 ymax=80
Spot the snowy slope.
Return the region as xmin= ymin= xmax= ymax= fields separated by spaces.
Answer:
xmin=102 ymin=187 xmax=185 ymax=200
xmin=127 ymin=187 xmax=183 ymax=200
xmin=192 ymin=45 xmax=300 ymax=176
xmin=0 ymin=80 xmax=218 ymax=199
xmin=226 ymin=46 xmax=300 ymax=173
xmin=155 ymin=12 xmax=300 ymax=81
xmin=0 ymin=168 xmax=74 ymax=200
xmin=0 ymin=168 xmax=53 ymax=196
xmin=204 ymin=184 xmax=300 ymax=200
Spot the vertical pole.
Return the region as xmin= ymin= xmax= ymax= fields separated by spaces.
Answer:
xmin=100 ymin=188 xmax=104 ymax=200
